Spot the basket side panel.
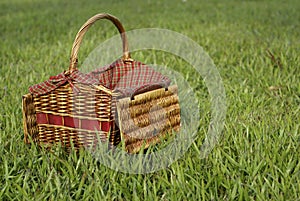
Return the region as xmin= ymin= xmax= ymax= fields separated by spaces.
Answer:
xmin=117 ymin=85 xmax=181 ymax=153
xmin=22 ymin=94 xmax=39 ymax=143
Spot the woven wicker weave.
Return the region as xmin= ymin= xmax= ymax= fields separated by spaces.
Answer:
xmin=117 ymin=85 xmax=180 ymax=153
xmin=22 ymin=13 xmax=181 ymax=153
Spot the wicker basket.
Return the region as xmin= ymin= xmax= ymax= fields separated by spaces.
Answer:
xmin=22 ymin=13 xmax=180 ymax=153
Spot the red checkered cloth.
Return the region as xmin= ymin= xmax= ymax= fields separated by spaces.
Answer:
xmin=29 ymin=70 xmax=100 ymax=96
xmin=29 ymin=59 xmax=171 ymax=97
xmin=89 ymin=59 xmax=171 ymax=97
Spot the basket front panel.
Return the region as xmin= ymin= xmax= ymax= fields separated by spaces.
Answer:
xmin=25 ymin=83 xmax=118 ymax=149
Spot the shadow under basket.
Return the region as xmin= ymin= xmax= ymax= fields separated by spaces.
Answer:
xmin=22 ymin=83 xmax=180 ymax=153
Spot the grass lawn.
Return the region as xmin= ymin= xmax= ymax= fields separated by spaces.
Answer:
xmin=0 ymin=0 xmax=299 ymax=200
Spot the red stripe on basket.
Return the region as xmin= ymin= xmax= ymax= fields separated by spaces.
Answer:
xmin=101 ymin=121 xmax=110 ymax=132
xmin=48 ymin=113 xmax=63 ymax=126
xmin=64 ymin=116 xmax=76 ymax=128
xmin=81 ymin=119 xmax=100 ymax=130
xmin=36 ymin=113 xmax=111 ymax=132
xmin=36 ymin=113 xmax=48 ymax=124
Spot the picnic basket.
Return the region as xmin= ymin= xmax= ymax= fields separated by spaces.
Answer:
xmin=22 ymin=13 xmax=181 ymax=153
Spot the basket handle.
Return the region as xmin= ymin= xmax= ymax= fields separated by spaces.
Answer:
xmin=69 ymin=13 xmax=131 ymax=71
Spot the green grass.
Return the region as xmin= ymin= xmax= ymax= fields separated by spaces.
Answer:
xmin=1 ymin=0 xmax=300 ymax=200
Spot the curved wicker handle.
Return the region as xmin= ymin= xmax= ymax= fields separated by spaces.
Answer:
xmin=69 ymin=13 xmax=131 ymax=71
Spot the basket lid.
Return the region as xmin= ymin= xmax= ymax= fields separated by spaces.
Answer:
xmin=89 ymin=59 xmax=171 ymax=97
xmin=29 ymin=70 xmax=100 ymax=96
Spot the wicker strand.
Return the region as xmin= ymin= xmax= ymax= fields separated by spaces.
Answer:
xmin=69 ymin=13 xmax=131 ymax=71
